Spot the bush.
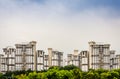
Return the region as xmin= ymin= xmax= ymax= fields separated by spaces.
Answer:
xmin=63 ymin=65 xmax=79 ymax=71
xmin=2 ymin=65 xmax=120 ymax=79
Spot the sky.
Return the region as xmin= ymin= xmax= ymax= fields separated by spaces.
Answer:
xmin=0 ymin=0 xmax=120 ymax=57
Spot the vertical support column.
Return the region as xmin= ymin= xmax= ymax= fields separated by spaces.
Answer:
xmin=3 ymin=48 xmax=9 ymax=72
xmin=48 ymin=48 xmax=52 ymax=67
xmin=0 ymin=55 xmax=3 ymax=72
xmin=22 ymin=45 xmax=26 ymax=70
xmin=43 ymin=51 xmax=45 ymax=70
xmin=79 ymin=54 xmax=81 ymax=69
xmin=88 ymin=41 xmax=95 ymax=69
xmin=89 ymin=44 xmax=92 ymax=69
xmin=87 ymin=51 xmax=89 ymax=71
xmin=30 ymin=41 xmax=37 ymax=71
xmin=7 ymin=50 xmax=9 ymax=72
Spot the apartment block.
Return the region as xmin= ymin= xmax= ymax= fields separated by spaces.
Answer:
xmin=67 ymin=50 xmax=80 ymax=67
xmin=44 ymin=55 xmax=49 ymax=70
xmin=15 ymin=41 xmax=37 ymax=71
xmin=89 ymin=41 xmax=110 ymax=70
xmin=37 ymin=50 xmax=45 ymax=71
xmin=113 ymin=55 xmax=120 ymax=69
xmin=80 ymin=51 xmax=89 ymax=71
xmin=1 ymin=47 xmax=15 ymax=73
xmin=1 ymin=56 xmax=6 ymax=73
xmin=0 ymin=41 xmax=120 ymax=73
xmin=0 ymin=41 xmax=65 ymax=73
xmin=110 ymin=50 xmax=115 ymax=69
xmin=66 ymin=41 xmax=120 ymax=71
xmin=0 ymin=54 xmax=4 ymax=72
xmin=67 ymin=50 xmax=89 ymax=71
xmin=48 ymin=48 xmax=63 ymax=67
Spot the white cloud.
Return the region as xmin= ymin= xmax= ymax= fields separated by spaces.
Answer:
xmin=0 ymin=0 xmax=120 ymax=57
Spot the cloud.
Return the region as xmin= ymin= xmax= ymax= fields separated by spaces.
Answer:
xmin=0 ymin=0 xmax=120 ymax=56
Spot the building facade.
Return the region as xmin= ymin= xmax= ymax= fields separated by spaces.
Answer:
xmin=67 ymin=50 xmax=89 ymax=71
xmin=110 ymin=50 xmax=115 ymax=70
xmin=44 ymin=55 xmax=49 ymax=70
xmin=67 ymin=41 xmax=120 ymax=71
xmin=37 ymin=50 xmax=45 ymax=71
xmin=0 ymin=41 xmax=120 ymax=73
xmin=67 ymin=50 xmax=80 ymax=67
xmin=1 ymin=47 xmax=15 ymax=73
xmin=0 ymin=41 xmax=64 ymax=73
xmin=15 ymin=41 xmax=37 ymax=71
xmin=113 ymin=55 xmax=120 ymax=69
xmin=89 ymin=41 xmax=111 ymax=70
xmin=0 ymin=54 xmax=4 ymax=72
xmin=80 ymin=51 xmax=89 ymax=71
xmin=48 ymin=48 xmax=63 ymax=67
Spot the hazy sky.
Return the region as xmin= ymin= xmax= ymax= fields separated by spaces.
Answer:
xmin=0 ymin=0 xmax=120 ymax=57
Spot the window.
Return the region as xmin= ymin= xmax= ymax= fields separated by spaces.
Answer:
xmin=82 ymin=58 xmax=88 ymax=64
xmin=38 ymin=52 xmax=40 ymax=57
xmin=83 ymin=52 xmax=84 ymax=55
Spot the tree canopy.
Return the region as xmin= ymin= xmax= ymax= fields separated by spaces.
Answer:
xmin=1 ymin=65 xmax=120 ymax=79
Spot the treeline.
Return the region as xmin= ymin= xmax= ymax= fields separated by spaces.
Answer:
xmin=1 ymin=65 xmax=120 ymax=79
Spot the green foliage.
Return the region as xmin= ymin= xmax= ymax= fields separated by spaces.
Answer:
xmin=48 ymin=66 xmax=60 ymax=70
xmin=0 ymin=73 xmax=3 ymax=78
xmin=2 ymin=66 xmax=120 ymax=79
xmin=56 ymin=70 xmax=73 ymax=79
xmin=72 ymin=68 xmax=82 ymax=79
xmin=95 ymin=68 xmax=108 ymax=74
xmin=63 ymin=65 xmax=79 ymax=71
xmin=109 ymin=71 xmax=119 ymax=79
xmin=45 ymin=68 xmax=58 ymax=79
xmin=101 ymin=72 xmax=111 ymax=79
xmin=15 ymin=74 xmax=28 ymax=79
xmin=85 ymin=71 xmax=99 ymax=79
xmin=28 ymin=72 xmax=38 ymax=79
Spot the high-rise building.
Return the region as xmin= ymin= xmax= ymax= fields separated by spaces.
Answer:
xmin=48 ymin=48 xmax=63 ymax=67
xmin=89 ymin=41 xmax=111 ymax=70
xmin=80 ymin=50 xmax=89 ymax=71
xmin=1 ymin=47 xmax=15 ymax=72
xmin=15 ymin=41 xmax=37 ymax=71
xmin=44 ymin=55 xmax=49 ymax=70
xmin=67 ymin=50 xmax=80 ymax=67
xmin=110 ymin=50 xmax=115 ymax=70
xmin=66 ymin=41 xmax=120 ymax=71
xmin=67 ymin=50 xmax=89 ymax=71
xmin=1 ymin=56 xmax=6 ymax=73
xmin=0 ymin=41 xmax=120 ymax=73
xmin=36 ymin=50 xmax=45 ymax=71
xmin=114 ymin=55 xmax=120 ymax=69
xmin=67 ymin=54 xmax=73 ymax=65
xmin=0 ymin=54 xmax=4 ymax=72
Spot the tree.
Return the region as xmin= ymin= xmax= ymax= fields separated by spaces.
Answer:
xmin=109 ymin=71 xmax=119 ymax=79
xmin=56 ymin=70 xmax=73 ymax=79
xmin=28 ymin=72 xmax=38 ymax=79
xmin=45 ymin=68 xmax=58 ymax=79
xmin=72 ymin=68 xmax=82 ymax=79
xmin=63 ymin=65 xmax=79 ymax=71
xmin=0 ymin=73 xmax=3 ymax=79
xmin=15 ymin=74 xmax=28 ymax=79
xmin=85 ymin=71 xmax=99 ymax=79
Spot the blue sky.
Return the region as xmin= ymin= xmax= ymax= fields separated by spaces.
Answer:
xmin=16 ymin=0 xmax=120 ymax=11
xmin=0 ymin=0 xmax=120 ymax=56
